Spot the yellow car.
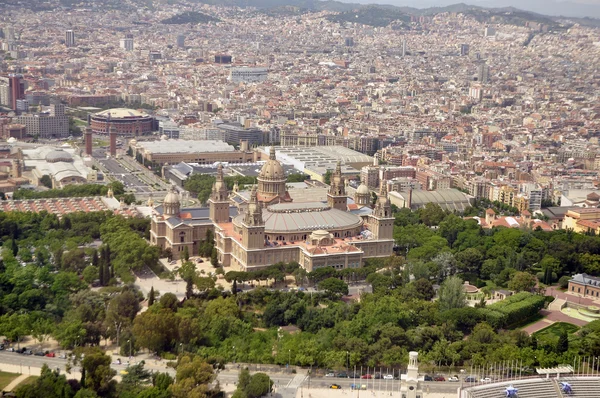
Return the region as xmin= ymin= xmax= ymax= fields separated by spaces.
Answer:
xmin=329 ymin=384 xmax=342 ymax=389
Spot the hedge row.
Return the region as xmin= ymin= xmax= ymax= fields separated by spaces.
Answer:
xmin=483 ymin=292 xmax=546 ymax=328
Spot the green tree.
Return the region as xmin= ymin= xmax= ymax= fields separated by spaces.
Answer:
xmin=148 ymin=286 xmax=155 ymax=307
xmin=245 ymin=373 xmax=272 ymax=398
xmin=557 ymin=329 xmax=569 ymax=353
xmin=287 ymin=173 xmax=309 ymax=183
xmin=437 ymin=276 xmax=467 ymax=312
xmin=323 ymin=170 xmax=332 ymax=185
xmin=184 ymin=174 xmax=215 ymax=205
xmin=238 ymin=368 xmax=251 ymax=390
xmin=82 ymin=265 xmax=99 ymax=284
xmin=81 ymin=349 xmax=117 ymax=396
xmin=121 ymin=360 xmax=152 ymax=389
xmin=211 ymin=247 xmax=218 ymax=267
xmin=170 ymin=355 xmax=215 ymax=398
xmin=508 ymin=271 xmax=537 ymax=292
xmin=419 ymin=203 xmax=446 ymax=227
xmin=74 ymin=389 xmax=99 ymax=398
xmin=14 ymin=364 xmax=73 ymax=398
xmin=104 ymin=290 xmax=140 ymax=347
xmin=318 ymin=278 xmax=349 ymax=296
xmin=132 ymin=309 xmax=179 ymax=353
xmin=40 ymin=175 xmax=53 ymax=189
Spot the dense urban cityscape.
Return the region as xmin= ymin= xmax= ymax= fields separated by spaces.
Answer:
xmin=0 ymin=0 xmax=600 ymax=397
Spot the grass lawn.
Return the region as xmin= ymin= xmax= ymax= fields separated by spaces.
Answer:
xmin=533 ymin=322 xmax=579 ymax=340
xmin=0 ymin=371 xmax=20 ymax=390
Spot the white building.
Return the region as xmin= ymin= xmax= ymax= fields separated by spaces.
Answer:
xmin=120 ymin=38 xmax=134 ymax=51
xmin=230 ymin=67 xmax=268 ymax=83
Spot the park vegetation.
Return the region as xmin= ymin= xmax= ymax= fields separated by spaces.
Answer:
xmin=2 ymin=201 xmax=600 ymax=396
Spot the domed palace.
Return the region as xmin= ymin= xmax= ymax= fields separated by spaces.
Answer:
xmin=150 ymin=151 xmax=394 ymax=271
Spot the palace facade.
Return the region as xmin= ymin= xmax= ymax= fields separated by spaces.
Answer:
xmin=150 ymin=148 xmax=394 ymax=271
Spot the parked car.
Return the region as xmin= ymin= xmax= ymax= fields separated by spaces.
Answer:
xmin=448 ymin=376 xmax=459 ymax=382
xmin=383 ymin=375 xmax=394 ymax=380
xmin=6 ymin=347 xmax=15 ymax=352
xmin=196 ymin=259 xmax=204 ymax=263
xmin=481 ymin=377 xmax=492 ymax=383
xmin=374 ymin=373 xmax=382 ymax=379
xmin=45 ymin=352 xmax=56 ymax=357
xmin=336 ymin=372 xmax=348 ymax=378
xmin=325 ymin=373 xmax=335 ymax=377
xmin=23 ymin=350 xmax=33 ymax=355
xmin=329 ymin=384 xmax=341 ymax=389
xmin=465 ymin=377 xmax=477 ymax=383
xmin=434 ymin=376 xmax=446 ymax=382
xmin=424 ymin=375 xmax=433 ymax=381
xmin=0 ymin=344 xmax=4 ymax=350
xmin=361 ymin=374 xmax=372 ymax=379
xmin=34 ymin=351 xmax=45 ymax=356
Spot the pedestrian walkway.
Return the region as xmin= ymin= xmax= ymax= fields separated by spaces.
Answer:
xmin=546 ymin=286 xmax=600 ymax=306
xmin=286 ymin=374 xmax=307 ymax=389
xmin=548 ymin=298 xmax=565 ymax=311
xmin=4 ymin=374 xmax=30 ymax=391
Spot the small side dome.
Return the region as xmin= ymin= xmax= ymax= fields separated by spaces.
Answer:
xmin=163 ymin=187 xmax=180 ymax=205
xmin=356 ymin=183 xmax=369 ymax=195
xmin=46 ymin=149 xmax=73 ymax=163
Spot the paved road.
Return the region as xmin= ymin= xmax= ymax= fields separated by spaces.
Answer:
xmin=0 ymin=351 xmax=174 ymax=376
xmin=93 ymin=151 xmax=156 ymax=195
xmin=216 ymin=370 xmax=459 ymax=394
xmin=0 ymin=353 xmax=460 ymax=395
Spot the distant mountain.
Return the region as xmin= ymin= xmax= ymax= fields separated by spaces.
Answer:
xmin=353 ymin=0 xmax=600 ymax=19
xmin=326 ymin=5 xmax=411 ymax=27
xmin=160 ymin=11 xmax=220 ymax=24
xmin=5 ymin=0 xmax=599 ymax=27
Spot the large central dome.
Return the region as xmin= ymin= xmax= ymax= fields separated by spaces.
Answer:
xmin=259 ymin=147 xmax=284 ymax=180
xmin=257 ymin=147 xmax=288 ymax=202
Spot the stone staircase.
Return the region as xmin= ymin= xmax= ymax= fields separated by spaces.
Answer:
xmin=549 ymin=298 xmax=566 ymax=311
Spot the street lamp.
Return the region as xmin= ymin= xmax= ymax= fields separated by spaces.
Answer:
xmin=179 ymin=343 xmax=183 ymax=355
xmin=233 ymin=345 xmax=236 ymax=364
xmin=288 ymin=350 xmax=291 ymax=368
xmin=347 ymin=351 xmax=350 ymax=372
xmin=127 ymin=339 xmax=132 ymax=359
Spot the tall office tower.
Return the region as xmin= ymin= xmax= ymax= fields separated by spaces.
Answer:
xmin=120 ymin=37 xmax=134 ymax=51
xmin=484 ymin=27 xmax=496 ymax=37
xmin=6 ymin=26 xmax=15 ymax=41
xmin=177 ymin=35 xmax=185 ymax=48
xmin=344 ymin=37 xmax=354 ymax=47
xmin=460 ymin=43 xmax=470 ymax=56
xmin=9 ymin=74 xmax=25 ymax=111
xmin=402 ymin=38 xmax=406 ymax=56
xmin=65 ymin=30 xmax=75 ymax=47
xmin=49 ymin=103 xmax=65 ymax=117
xmin=477 ymin=63 xmax=490 ymax=83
